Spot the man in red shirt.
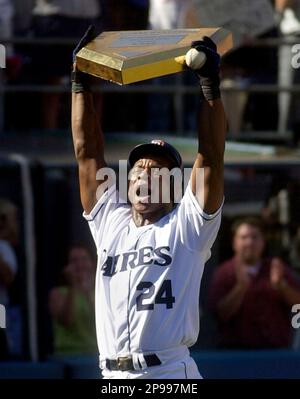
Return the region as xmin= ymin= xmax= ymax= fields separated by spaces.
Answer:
xmin=209 ymin=217 xmax=300 ymax=349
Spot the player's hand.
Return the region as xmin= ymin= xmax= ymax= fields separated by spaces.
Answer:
xmin=190 ymin=36 xmax=221 ymax=100
xmin=190 ymin=36 xmax=220 ymax=79
xmin=71 ymin=25 xmax=98 ymax=92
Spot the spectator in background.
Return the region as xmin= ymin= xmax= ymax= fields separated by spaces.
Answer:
xmin=49 ymin=244 xmax=97 ymax=355
xmin=0 ymin=199 xmax=18 ymax=359
xmin=209 ymin=217 xmax=300 ymax=349
xmin=30 ymin=0 xmax=102 ymax=130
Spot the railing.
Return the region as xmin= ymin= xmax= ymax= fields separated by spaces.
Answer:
xmin=1 ymin=35 xmax=300 ymax=138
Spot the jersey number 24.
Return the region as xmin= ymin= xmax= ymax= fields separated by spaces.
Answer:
xmin=136 ymin=280 xmax=175 ymax=311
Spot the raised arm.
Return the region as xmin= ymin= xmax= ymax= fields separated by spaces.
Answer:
xmin=190 ymin=37 xmax=227 ymax=214
xmin=71 ymin=26 xmax=107 ymax=213
xmin=72 ymin=90 xmax=106 ymax=213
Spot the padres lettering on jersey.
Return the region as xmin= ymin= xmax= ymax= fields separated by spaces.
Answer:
xmin=101 ymin=246 xmax=172 ymax=276
xmin=83 ymin=182 xmax=222 ymax=359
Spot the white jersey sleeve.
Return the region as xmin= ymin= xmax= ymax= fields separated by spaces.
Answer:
xmin=82 ymin=185 xmax=130 ymax=250
xmin=173 ymin=181 xmax=223 ymax=258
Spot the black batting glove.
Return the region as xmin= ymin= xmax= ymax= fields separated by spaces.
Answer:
xmin=190 ymin=36 xmax=221 ymax=101
xmin=71 ymin=25 xmax=97 ymax=93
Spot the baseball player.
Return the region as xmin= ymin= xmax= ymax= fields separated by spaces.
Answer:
xmin=71 ymin=27 xmax=226 ymax=379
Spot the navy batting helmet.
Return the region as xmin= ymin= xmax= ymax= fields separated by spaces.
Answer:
xmin=128 ymin=139 xmax=182 ymax=169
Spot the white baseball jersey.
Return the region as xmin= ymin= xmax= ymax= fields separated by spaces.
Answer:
xmin=83 ymin=182 xmax=222 ymax=364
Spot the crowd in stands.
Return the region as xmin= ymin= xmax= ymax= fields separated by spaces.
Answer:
xmin=49 ymin=244 xmax=97 ymax=356
xmin=209 ymin=217 xmax=300 ymax=349
xmin=1 ymin=0 xmax=300 ymax=140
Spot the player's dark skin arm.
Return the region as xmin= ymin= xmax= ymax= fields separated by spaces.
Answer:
xmin=191 ymin=98 xmax=226 ymax=214
xmin=71 ymin=91 xmax=106 ymax=213
xmin=188 ymin=37 xmax=226 ymax=214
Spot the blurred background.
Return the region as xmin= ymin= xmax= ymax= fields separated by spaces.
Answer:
xmin=1 ymin=0 xmax=300 ymax=379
